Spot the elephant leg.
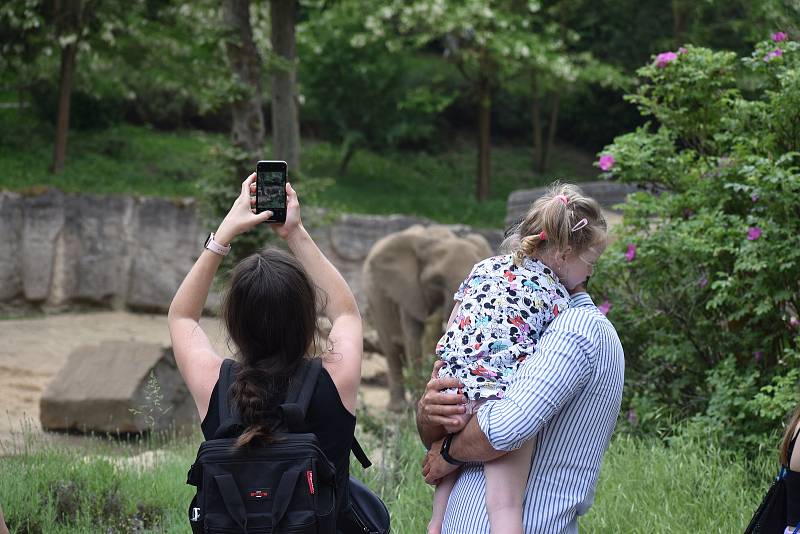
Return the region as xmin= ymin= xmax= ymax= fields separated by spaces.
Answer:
xmin=366 ymin=286 xmax=407 ymax=412
xmin=400 ymin=309 xmax=426 ymax=401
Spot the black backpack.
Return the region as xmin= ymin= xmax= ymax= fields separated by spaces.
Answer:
xmin=187 ymin=358 xmax=338 ymax=534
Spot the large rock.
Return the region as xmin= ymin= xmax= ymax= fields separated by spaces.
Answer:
xmin=59 ymin=195 xmax=134 ymax=305
xmin=505 ymin=180 xmax=637 ymax=227
xmin=127 ymin=197 xmax=204 ymax=311
xmin=40 ymin=341 xmax=197 ymax=434
xmin=0 ymin=193 xmax=23 ymax=300
xmin=22 ymin=190 xmax=65 ymax=301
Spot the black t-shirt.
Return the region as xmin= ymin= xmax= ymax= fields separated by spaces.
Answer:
xmin=201 ymin=360 xmax=357 ymax=507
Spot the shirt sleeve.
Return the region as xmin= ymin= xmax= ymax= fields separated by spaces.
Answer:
xmin=476 ymin=309 xmax=597 ymax=451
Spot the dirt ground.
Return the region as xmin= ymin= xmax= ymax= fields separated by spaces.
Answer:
xmin=0 ymin=311 xmax=390 ymax=454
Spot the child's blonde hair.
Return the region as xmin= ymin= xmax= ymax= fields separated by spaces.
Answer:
xmin=502 ymin=183 xmax=607 ymax=265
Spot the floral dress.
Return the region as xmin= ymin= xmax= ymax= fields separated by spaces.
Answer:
xmin=436 ymin=255 xmax=570 ymax=401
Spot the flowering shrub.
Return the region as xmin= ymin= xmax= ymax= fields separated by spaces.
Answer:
xmin=592 ymin=37 xmax=800 ymax=449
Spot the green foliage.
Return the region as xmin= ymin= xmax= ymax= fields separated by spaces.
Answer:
xmin=298 ymin=1 xmax=455 ymax=170
xmin=593 ymin=38 xmax=800 ymax=449
xmin=0 ymin=417 xmax=775 ymax=532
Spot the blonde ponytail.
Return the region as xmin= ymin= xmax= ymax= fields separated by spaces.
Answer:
xmin=503 ymin=182 xmax=607 ymax=264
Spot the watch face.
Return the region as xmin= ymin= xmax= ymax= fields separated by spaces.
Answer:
xmin=204 ymin=234 xmax=213 ymax=248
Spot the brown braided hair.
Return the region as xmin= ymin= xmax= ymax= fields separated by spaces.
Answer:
xmin=221 ymin=248 xmax=319 ymax=448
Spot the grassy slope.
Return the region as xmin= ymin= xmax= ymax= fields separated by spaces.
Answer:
xmin=0 ymin=417 xmax=773 ymax=533
xmin=0 ymin=110 xmax=597 ymax=228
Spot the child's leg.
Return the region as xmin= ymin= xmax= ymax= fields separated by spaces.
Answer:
xmin=429 ymin=470 xmax=459 ymax=534
xmin=484 ymin=439 xmax=535 ymax=534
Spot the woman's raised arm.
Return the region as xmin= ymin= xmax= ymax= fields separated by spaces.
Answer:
xmin=276 ymin=183 xmax=362 ymax=414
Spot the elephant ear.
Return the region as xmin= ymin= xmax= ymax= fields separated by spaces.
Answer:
xmin=368 ymin=226 xmax=430 ymax=323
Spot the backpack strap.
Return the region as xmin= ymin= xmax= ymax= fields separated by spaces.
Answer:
xmin=213 ymin=474 xmax=249 ymax=533
xmin=279 ymin=358 xmax=323 ymax=432
xmin=351 ymin=437 xmax=372 ymax=469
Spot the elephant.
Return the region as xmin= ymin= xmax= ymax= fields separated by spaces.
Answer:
xmin=362 ymin=225 xmax=494 ymax=412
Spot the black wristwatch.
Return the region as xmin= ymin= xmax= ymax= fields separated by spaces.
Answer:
xmin=440 ymin=433 xmax=466 ymax=466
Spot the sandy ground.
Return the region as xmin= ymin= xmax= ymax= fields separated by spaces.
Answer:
xmin=0 ymin=311 xmax=390 ymax=454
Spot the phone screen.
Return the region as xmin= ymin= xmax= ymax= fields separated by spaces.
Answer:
xmin=256 ymin=161 xmax=287 ymax=222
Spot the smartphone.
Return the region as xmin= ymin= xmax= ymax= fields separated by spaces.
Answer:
xmin=255 ymin=160 xmax=287 ymax=223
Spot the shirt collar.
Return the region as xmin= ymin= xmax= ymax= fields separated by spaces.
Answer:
xmin=569 ymin=292 xmax=594 ymax=308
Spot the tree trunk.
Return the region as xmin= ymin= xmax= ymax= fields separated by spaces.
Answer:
xmin=270 ymin=0 xmax=301 ymax=174
xmin=672 ymin=0 xmax=689 ymax=47
xmin=531 ymin=71 xmax=543 ymax=174
xmin=50 ymin=0 xmax=84 ymax=174
xmin=476 ymin=73 xmax=491 ymax=202
xmin=222 ymin=0 xmax=265 ymax=180
xmin=51 ymin=42 xmax=77 ymax=174
xmin=540 ymin=91 xmax=560 ymax=174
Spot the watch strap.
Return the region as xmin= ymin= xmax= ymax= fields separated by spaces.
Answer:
xmin=205 ymin=233 xmax=231 ymax=256
xmin=441 ymin=433 xmax=466 ymax=466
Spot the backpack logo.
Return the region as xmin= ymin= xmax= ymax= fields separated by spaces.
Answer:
xmin=190 ymin=507 xmax=201 ymax=522
xmin=247 ymin=488 xmax=271 ymax=500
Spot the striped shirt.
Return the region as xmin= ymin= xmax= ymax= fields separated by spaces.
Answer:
xmin=441 ymin=292 xmax=625 ymax=534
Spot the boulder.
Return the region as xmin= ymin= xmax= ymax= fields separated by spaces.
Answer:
xmin=0 ymin=193 xmax=23 ymax=300
xmin=127 ymin=197 xmax=204 ymax=311
xmin=59 ymin=194 xmax=134 ymax=305
xmin=22 ymin=190 xmax=65 ymax=301
xmin=40 ymin=341 xmax=196 ymax=434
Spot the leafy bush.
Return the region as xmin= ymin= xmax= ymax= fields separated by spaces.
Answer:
xmin=298 ymin=1 xmax=455 ymax=173
xmin=593 ymin=37 xmax=800 ymax=450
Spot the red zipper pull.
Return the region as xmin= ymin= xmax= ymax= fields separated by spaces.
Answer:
xmin=306 ymin=470 xmax=315 ymax=494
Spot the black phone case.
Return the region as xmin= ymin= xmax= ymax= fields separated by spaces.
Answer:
xmin=256 ymin=162 xmax=287 ymax=223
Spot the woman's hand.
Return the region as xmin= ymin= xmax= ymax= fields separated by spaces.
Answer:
xmin=270 ymin=182 xmax=303 ymax=241
xmin=214 ymin=173 xmax=273 ymax=244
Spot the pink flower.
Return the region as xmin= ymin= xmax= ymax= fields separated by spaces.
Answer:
xmin=751 ymin=193 xmax=759 ymax=202
xmin=764 ymin=48 xmax=783 ymax=62
xmin=789 ymin=316 xmax=799 ymax=329
xmin=772 ymin=31 xmax=788 ymax=42
xmin=677 ymin=47 xmax=688 ymax=55
xmin=698 ymin=274 xmax=708 ymax=288
xmin=625 ymin=243 xmax=636 ymax=262
xmin=597 ymin=300 xmax=611 ymax=316
xmin=598 ymin=154 xmax=615 ymax=171
xmin=655 ymin=51 xmax=678 ymax=68
xmin=753 ymin=351 xmax=763 ymax=362
xmin=747 ymin=227 xmax=762 ymax=241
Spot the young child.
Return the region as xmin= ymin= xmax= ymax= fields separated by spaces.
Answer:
xmin=428 ymin=183 xmax=608 ymax=534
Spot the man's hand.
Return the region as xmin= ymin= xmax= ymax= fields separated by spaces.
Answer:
xmin=422 ymin=437 xmax=459 ymax=484
xmin=418 ymin=361 xmax=466 ymax=428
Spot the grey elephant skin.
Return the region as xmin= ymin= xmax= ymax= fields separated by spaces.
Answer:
xmin=362 ymin=225 xmax=493 ymax=411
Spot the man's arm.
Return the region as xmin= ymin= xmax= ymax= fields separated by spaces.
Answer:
xmin=423 ymin=311 xmax=596 ymax=482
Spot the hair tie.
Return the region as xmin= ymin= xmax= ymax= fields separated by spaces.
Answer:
xmin=555 ymin=194 xmax=569 ymax=205
xmin=571 ymin=218 xmax=588 ymax=232
xmin=538 ymin=230 xmax=548 ymax=241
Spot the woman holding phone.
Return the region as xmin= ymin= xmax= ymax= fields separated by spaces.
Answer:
xmin=168 ymin=173 xmax=363 ymax=522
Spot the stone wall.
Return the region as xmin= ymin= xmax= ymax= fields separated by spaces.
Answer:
xmin=0 ymin=190 xmax=503 ymax=313
xmin=0 ymin=180 xmax=628 ymax=313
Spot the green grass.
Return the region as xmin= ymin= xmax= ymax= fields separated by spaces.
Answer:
xmin=0 ymin=415 xmax=775 ymax=533
xmin=0 ymin=109 xmax=224 ymax=199
xmin=0 ymin=109 xmax=597 ymax=228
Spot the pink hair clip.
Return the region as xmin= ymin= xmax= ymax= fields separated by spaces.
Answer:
xmin=555 ymin=194 xmax=569 ymax=205
xmin=571 ymin=218 xmax=588 ymax=232
xmin=538 ymin=230 xmax=548 ymax=241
